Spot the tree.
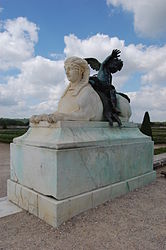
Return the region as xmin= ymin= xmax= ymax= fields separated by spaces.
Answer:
xmin=140 ymin=111 xmax=153 ymax=140
xmin=1 ymin=120 xmax=7 ymax=129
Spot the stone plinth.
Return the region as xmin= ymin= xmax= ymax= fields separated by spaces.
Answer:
xmin=8 ymin=171 xmax=156 ymax=228
xmin=8 ymin=121 xmax=155 ymax=227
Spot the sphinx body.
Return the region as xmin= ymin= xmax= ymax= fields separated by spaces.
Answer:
xmin=116 ymin=94 xmax=132 ymax=122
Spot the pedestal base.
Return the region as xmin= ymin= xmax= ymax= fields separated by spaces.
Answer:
xmin=8 ymin=171 xmax=156 ymax=228
xmin=9 ymin=121 xmax=154 ymax=200
xmin=8 ymin=121 xmax=155 ymax=227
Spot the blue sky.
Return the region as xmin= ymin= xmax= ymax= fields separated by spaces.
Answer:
xmin=0 ymin=0 xmax=166 ymax=122
xmin=0 ymin=1 xmax=132 ymax=57
xmin=1 ymin=0 xmax=164 ymax=56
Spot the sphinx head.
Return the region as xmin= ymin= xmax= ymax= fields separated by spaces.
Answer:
xmin=64 ymin=57 xmax=90 ymax=84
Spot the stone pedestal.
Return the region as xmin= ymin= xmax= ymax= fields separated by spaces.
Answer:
xmin=8 ymin=121 xmax=156 ymax=227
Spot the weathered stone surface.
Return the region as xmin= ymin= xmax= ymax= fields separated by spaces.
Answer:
xmin=7 ymin=179 xmax=38 ymax=216
xmin=10 ymin=121 xmax=154 ymax=200
xmin=8 ymin=121 xmax=155 ymax=227
xmin=8 ymin=171 xmax=156 ymax=228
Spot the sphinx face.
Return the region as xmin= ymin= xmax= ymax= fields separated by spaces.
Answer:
xmin=65 ymin=64 xmax=83 ymax=83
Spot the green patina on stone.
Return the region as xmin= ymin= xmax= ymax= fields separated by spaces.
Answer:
xmin=10 ymin=121 xmax=155 ymax=200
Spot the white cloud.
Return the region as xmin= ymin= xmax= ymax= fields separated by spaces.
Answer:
xmin=106 ymin=0 xmax=166 ymax=38
xmin=64 ymin=34 xmax=166 ymax=85
xmin=64 ymin=34 xmax=166 ymax=122
xmin=128 ymin=86 xmax=166 ymax=122
xmin=0 ymin=56 xmax=66 ymax=117
xmin=64 ymin=34 xmax=124 ymax=60
xmin=0 ymin=17 xmax=66 ymax=118
xmin=0 ymin=16 xmax=166 ymax=122
xmin=0 ymin=17 xmax=38 ymax=70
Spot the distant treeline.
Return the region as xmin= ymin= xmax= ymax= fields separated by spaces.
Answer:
xmin=0 ymin=118 xmax=29 ymax=129
xmin=138 ymin=121 xmax=166 ymax=128
xmin=151 ymin=121 xmax=166 ymax=127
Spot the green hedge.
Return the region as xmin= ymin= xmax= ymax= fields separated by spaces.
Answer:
xmin=154 ymin=147 xmax=166 ymax=155
xmin=0 ymin=118 xmax=29 ymax=127
xmin=0 ymin=129 xmax=28 ymax=143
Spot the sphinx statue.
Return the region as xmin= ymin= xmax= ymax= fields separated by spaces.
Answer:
xmin=30 ymin=57 xmax=103 ymax=123
xmin=30 ymin=54 xmax=131 ymax=124
xmin=9 ymin=53 xmax=154 ymax=230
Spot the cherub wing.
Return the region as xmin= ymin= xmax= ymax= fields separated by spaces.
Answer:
xmin=84 ymin=58 xmax=101 ymax=71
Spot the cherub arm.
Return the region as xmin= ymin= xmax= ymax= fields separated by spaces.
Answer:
xmin=102 ymin=49 xmax=121 ymax=67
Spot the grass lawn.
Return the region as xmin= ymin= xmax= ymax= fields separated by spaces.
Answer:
xmin=154 ymin=147 xmax=166 ymax=155
xmin=151 ymin=126 xmax=166 ymax=154
xmin=0 ymin=128 xmax=28 ymax=143
xmin=152 ymin=127 xmax=166 ymax=144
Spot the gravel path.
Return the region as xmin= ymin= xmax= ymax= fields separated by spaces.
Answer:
xmin=0 ymin=143 xmax=166 ymax=250
xmin=154 ymin=144 xmax=166 ymax=149
xmin=0 ymin=143 xmax=10 ymax=197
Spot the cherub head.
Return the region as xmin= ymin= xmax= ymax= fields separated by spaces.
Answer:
xmin=64 ymin=57 xmax=90 ymax=84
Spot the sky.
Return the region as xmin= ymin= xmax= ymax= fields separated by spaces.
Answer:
xmin=0 ymin=0 xmax=166 ymax=122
